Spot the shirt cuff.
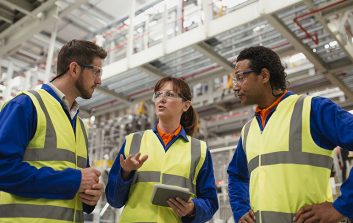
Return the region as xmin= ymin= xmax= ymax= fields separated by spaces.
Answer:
xmin=333 ymin=197 xmax=353 ymax=219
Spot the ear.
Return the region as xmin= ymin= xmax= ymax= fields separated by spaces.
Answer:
xmin=260 ymin=68 xmax=270 ymax=84
xmin=183 ymin=101 xmax=191 ymax=112
xmin=68 ymin=62 xmax=80 ymax=79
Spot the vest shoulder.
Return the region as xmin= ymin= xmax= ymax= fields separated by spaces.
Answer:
xmin=126 ymin=130 xmax=150 ymax=138
xmin=189 ymin=136 xmax=206 ymax=144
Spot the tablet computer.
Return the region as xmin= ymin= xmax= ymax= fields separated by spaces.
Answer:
xmin=151 ymin=184 xmax=192 ymax=207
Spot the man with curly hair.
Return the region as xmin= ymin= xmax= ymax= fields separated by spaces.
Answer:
xmin=227 ymin=46 xmax=353 ymax=223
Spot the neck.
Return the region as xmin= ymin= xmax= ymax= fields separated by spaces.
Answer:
xmin=158 ymin=119 xmax=180 ymax=134
xmin=258 ymin=88 xmax=284 ymax=109
xmin=52 ymin=78 xmax=77 ymax=109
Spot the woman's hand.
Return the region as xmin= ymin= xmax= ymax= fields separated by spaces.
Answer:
xmin=120 ymin=152 xmax=148 ymax=179
xmin=167 ymin=197 xmax=195 ymax=218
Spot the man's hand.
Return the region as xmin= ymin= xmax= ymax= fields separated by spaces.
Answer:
xmin=79 ymin=168 xmax=101 ymax=192
xmin=167 ymin=197 xmax=195 ymax=218
xmin=79 ymin=183 xmax=104 ymax=206
xmin=238 ymin=210 xmax=256 ymax=223
xmin=294 ymin=202 xmax=345 ymax=223
xmin=120 ymin=152 xmax=148 ymax=179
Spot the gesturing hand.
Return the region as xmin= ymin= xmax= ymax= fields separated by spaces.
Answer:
xmin=120 ymin=152 xmax=148 ymax=179
xmin=238 ymin=210 xmax=256 ymax=223
xmin=167 ymin=197 xmax=195 ymax=218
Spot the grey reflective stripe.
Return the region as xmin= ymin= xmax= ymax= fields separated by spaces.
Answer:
xmin=25 ymin=149 xmax=81 ymax=165
xmin=255 ymin=211 xmax=294 ymax=223
xmin=77 ymin=156 xmax=87 ymax=168
xmin=242 ymin=119 xmax=252 ymax=152
xmin=289 ymin=95 xmax=305 ymax=152
xmin=0 ymin=204 xmax=83 ymax=222
xmin=78 ymin=118 xmax=88 ymax=168
xmin=188 ymin=138 xmax=201 ymax=193
xmin=248 ymin=96 xmax=333 ymax=175
xmin=261 ymin=151 xmax=332 ymax=169
xmin=28 ymin=90 xmax=57 ymax=150
xmin=255 ymin=211 xmax=260 ymax=221
xmin=163 ymin=174 xmax=194 ymax=193
xmin=130 ymin=131 xmax=144 ymax=155
xmin=79 ymin=118 xmax=89 ymax=149
xmin=248 ymin=155 xmax=259 ymax=174
xmin=76 ymin=211 xmax=84 ymax=223
xmin=23 ymin=90 xmax=87 ymax=168
xmin=135 ymin=171 xmax=160 ymax=182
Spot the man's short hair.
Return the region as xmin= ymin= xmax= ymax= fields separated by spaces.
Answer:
xmin=236 ymin=46 xmax=287 ymax=90
xmin=56 ymin=39 xmax=107 ymax=76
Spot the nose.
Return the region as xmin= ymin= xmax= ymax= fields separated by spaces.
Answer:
xmin=233 ymin=83 xmax=240 ymax=92
xmin=95 ymin=76 xmax=102 ymax=85
xmin=158 ymin=97 xmax=167 ymax=103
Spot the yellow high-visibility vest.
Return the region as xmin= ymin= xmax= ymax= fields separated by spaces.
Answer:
xmin=119 ymin=130 xmax=207 ymax=223
xmin=0 ymin=89 xmax=88 ymax=223
xmin=242 ymin=95 xmax=333 ymax=223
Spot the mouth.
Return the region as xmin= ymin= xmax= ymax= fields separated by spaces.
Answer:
xmin=157 ymin=105 xmax=166 ymax=110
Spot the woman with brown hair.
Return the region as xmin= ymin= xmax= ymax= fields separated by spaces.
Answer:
xmin=106 ymin=77 xmax=218 ymax=222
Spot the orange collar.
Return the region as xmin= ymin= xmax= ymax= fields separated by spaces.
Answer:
xmin=157 ymin=125 xmax=182 ymax=146
xmin=255 ymin=90 xmax=288 ymax=127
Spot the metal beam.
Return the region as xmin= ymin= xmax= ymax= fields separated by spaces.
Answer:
xmin=303 ymin=0 xmax=353 ymax=63
xmin=263 ymin=13 xmax=353 ymax=101
xmin=140 ymin=64 xmax=168 ymax=78
xmin=62 ymin=17 xmax=94 ymax=33
xmin=0 ymin=0 xmax=89 ymax=57
xmin=192 ymin=42 xmax=234 ymax=73
xmin=0 ymin=7 xmax=14 ymax=24
xmin=95 ymin=86 xmax=131 ymax=104
xmin=2 ymin=0 xmax=33 ymax=15
xmin=263 ymin=13 xmax=328 ymax=72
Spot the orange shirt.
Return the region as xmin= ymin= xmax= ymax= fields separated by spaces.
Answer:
xmin=157 ymin=124 xmax=182 ymax=146
xmin=255 ymin=90 xmax=288 ymax=128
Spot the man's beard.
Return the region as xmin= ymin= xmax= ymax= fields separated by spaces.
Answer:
xmin=75 ymin=72 xmax=93 ymax=99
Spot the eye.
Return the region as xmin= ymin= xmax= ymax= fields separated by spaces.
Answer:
xmin=155 ymin=92 xmax=162 ymax=98
xmin=237 ymin=76 xmax=244 ymax=81
xmin=165 ymin=91 xmax=175 ymax=97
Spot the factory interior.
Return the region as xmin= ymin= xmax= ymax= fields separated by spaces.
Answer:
xmin=0 ymin=0 xmax=353 ymax=222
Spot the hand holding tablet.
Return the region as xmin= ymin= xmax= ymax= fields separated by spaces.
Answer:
xmin=151 ymin=184 xmax=192 ymax=207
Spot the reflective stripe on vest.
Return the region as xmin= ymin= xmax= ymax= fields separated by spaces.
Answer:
xmin=22 ymin=90 xmax=87 ymax=168
xmin=0 ymin=204 xmax=84 ymax=222
xmin=129 ymin=131 xmax=201 ymax=194
xmin=243 ymin=95 xmax=333 ymax=175
xmin=254 ymin=211 xmax=294 ymax=223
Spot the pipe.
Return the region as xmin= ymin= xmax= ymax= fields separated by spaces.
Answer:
xmin=293 ymin=0 xmax=347 ymax=45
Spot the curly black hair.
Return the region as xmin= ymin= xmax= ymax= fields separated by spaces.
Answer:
xmin=236 ymin=46 xmax=287 ymax=91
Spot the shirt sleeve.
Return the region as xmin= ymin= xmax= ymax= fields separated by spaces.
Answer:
xmin=182 ymin=149 xmax=219 ymax=223
xmin=105 ymin=141 xmax=135 ymax=208
xmin=227 ymin=137 xmax=250 ymax=222
xmin=310 ymin=97 xmax=353 ymax=218
xmin=310 ymin=96 xmax=353 ymax=150
xmin=0 ymin=95 xmax=81 ymax=199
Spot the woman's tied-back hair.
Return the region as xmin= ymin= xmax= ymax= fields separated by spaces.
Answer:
xmin=154 ymin=77 xmax=199 ymax=136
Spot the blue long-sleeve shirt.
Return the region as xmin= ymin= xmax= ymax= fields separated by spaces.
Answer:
xmin=0 ymin=84 xmax=94 ymax=213
xmin=227 ymin=92 xmax=353 ymax=222
xmin=106 ymin=127 xmax=219 ymax=223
